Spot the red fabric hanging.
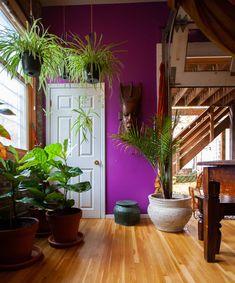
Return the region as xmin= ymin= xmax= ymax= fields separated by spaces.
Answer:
xmin=157 ymin=62 xmax=166 ymax=116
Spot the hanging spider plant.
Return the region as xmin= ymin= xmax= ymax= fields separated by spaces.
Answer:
xmin=72 ymin=107 xmax=99 ymax=143
xmin=0 ymin=18 xmax=64 ymax=92
xmin=66 ymin=32 xmax=125 ymax=87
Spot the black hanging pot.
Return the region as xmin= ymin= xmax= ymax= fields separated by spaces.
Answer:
xmin=21 ymin=51 xmax=41 ymax=77
xmin=84 ymin=63 xmax=100 ymax=84
xmin=59 ymin=64 xmax=70 ymax=80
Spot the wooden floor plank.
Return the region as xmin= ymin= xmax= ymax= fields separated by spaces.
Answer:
xmin=0 ymin=218 xmax=234 ymax=283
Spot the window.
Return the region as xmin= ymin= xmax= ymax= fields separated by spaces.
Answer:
xmin=0 ymin=10 xmax=28 ymax=150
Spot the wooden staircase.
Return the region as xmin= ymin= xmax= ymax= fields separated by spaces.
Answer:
xmin=173 ymin=106 xmax=230 ymax=175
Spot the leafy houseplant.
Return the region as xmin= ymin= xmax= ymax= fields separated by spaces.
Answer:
xmin=66 ymin=32 xmax=124 ymax=87
xmin=0 ymin=146 xmax=42 ymax=267
xmin=30 ymin=139 xmax=91 ymax=247
xmin=17 ymin=146 xmax=59 ymax=236
xmin=113 ymin=115 xmax=192 ymax=232
xmin=113 ymin=115 xmax=178 ymax=199
xmin=18 ymin=140 xmax=91 ymax=242
xmin=0 ymin=19 xmax=64 ymax=91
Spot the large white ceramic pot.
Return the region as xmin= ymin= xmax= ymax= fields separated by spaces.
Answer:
xmin=147 ymin=193 xmax=192 ymax=232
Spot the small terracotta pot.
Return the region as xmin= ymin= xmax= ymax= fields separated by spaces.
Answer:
xmin=0 ymin=217 xmax=39 ymax=264
xmin=29 ymin=207 xmax=51 ymax=237
xmin=46 ymin=208 xmax=82 ymax=243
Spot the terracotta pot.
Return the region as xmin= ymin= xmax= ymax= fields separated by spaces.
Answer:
xmin=0 ymin=217 xmax=39 ymax=264
xmin=29 ymin=207 xmax=51 ymax=237
xmin=21 ymin=51 xmax=41 ymax=77
xmin=46 ymin=208 xmax=82 ymax=243
xmin=148 ymin=193 xmax=192 ymax=232
xmin=84 ymin=63 xmax=100 ymax=84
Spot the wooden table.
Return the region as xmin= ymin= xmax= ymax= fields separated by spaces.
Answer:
xmin=197 ymin=161 xmax=235 ymax=262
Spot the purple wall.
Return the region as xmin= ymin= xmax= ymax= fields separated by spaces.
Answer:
xmin=43 ymin=3 xmax=169 ymax=213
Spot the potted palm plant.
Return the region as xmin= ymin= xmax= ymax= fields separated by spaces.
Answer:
xmin=66 ymin=32 xmax=124 ymax=87
xmin=0 ymin=19 xmax=64 ymax=92
xmin=0 ymin=146 xmax=43 ymax=270
xmin=113 ymin=115 xmax=192 ymax=232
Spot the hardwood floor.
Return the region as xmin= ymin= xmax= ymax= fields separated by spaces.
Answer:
xmin=0 ymin=218 xmax=235 ymax=283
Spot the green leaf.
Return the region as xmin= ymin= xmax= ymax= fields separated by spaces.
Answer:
xmin=19 ymin=148 xmax=47 ymax=168
xmin=0 ymin=192 xmax=12 ymax=199
xmin=66 ymin=166 xmax=83 ymax=177
xmin=48 ymin=159 xmax=63 ymax=169
xmin=44 ymin=143 xmax=62 ymax=159
xmin=28 ymin=187 xmax=46 ymax=200
xmin=65 ymin=199 xmax=75 ymax=208
xmin=0 ymin=124 xmax=11 ymax=140
xmin=8 ymin=145 xmax=18 ymax=162
xmin=47 ymin=171 xmax=67 ymax=184
xmin=19 ymin=179 xmax=39 ymax=189
xmin=63 ymin=139 xmax=68 ymax=153
xmin=66 ymin=181 xmax=91 ymax=193
xmin=45 ymin=191 xmax=65 ymax=202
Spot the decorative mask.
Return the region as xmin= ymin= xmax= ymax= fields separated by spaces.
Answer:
xmin=119 ymin=83 xmax=142 ymax=134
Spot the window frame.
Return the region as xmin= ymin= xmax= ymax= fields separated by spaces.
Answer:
xmin=0 ymin=6 xmax=36 ymax=151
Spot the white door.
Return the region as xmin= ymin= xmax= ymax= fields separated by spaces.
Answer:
xmin=46 ymin=83 xmax=105 ymax=218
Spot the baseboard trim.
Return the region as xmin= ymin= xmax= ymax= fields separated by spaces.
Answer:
xmin=105 ymin=214 xmax=149 ymax=219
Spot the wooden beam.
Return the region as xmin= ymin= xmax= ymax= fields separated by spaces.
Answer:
xmin=180 ymin=116 xmax=230 ymax=167
xmin=230 ymin=59 xmax=235 ymax=76
xmin=179 ymin=107 xmax=229 ymax=150
xmin=214 ymin=89 xmax=235 ymax=106
xmin=187 ymin=42 xmax=229 ymax=57
xmin=204 ymin=88 xmax=234 ymax=106
xmin=209 ymin=107 xmax=214 ymax=142
xmin=186 ymin=88 xmax=205 ymax=106
xmin=172 ymin=107 xmax=205 ymax=115
xmin=197 ymin=88 xmax=220 ymax=106
xmin=27 ymin=83 xmax=36 ymax=149
xmin=171 ymin=71 xmax=235 ymax=88
xmin=229 ymin=104 xmax=235 ymax=159
xmin=173 ymin=88 xmax=190 ymax=106
xmin=221 ymin=131 xmax=226 ymax=160
xmin=186 ymin=57 xmax=231 ymax=65
xmin=0 ymin=0 xmax=27 ymax=28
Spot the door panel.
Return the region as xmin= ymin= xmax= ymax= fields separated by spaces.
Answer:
xmin=47 ymin=84 xmax=105 ymax=218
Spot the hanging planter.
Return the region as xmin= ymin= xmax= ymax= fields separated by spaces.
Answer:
xmin=66 ymin=32 xmax=125 ymax=87
xmin=21 ymin=51 xmax=41 ymax=77
xmin=83 ymin=63 xmax=100 ymax=84
xmin=0 ymin=19 xmax=64 ymax=91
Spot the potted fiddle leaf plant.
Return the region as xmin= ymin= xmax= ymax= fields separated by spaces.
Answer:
xmin=0 ymin=18 xmax=64 ymax=92
xmin=17 ymin=146 xmax=59 ymax=237
xmin=66 ymin=32 xmax=125 ymax=87
xmin=43 ymin=139 xmax=91 ymax=248
xmin=0 ymin=146 xmax=43 ymax=270
xmin=113 ymin=115 xmax=192 ymax=232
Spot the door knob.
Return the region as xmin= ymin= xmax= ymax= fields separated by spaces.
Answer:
xmin=94 ymin=160 xmax=100 ymax=165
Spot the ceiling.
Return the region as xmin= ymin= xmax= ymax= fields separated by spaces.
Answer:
xmin=40 ymin=0 xmax=165 ymax=7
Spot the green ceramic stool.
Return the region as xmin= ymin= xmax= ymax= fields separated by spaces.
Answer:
xmin=114 ymin=200 xmax=140 ymax=226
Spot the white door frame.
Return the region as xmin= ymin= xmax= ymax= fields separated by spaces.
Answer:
xmin=46 ymin=83 xmax=106 ymax=218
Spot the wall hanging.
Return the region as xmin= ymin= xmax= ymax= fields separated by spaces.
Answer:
xmin=119 ymin=83 xmax=142 ymax=134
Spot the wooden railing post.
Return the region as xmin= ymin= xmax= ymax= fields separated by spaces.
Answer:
xmin=209 ymin=107 xmax=214 ymax=142
xmin=220 ymin=131 xmax=226 ymax=160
